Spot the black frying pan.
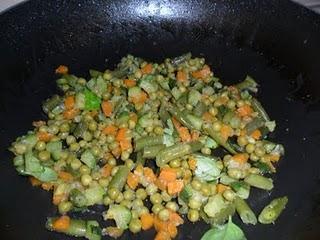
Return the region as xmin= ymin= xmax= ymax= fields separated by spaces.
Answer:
xmin=1 ymin=0 xmax=320 ymax=239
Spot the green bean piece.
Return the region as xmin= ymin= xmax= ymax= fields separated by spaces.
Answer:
xmin=142 ymin=144 xmax=165 ymax=159
xmin=46 ymin=218 xmax=87 ymax=237
xmin=168 ymin=105 xmax=195 ymax=130
xmin=135 ymin=151 xmax=145 ymax=167
xmin=194 ymin=102 xmax=207 ymax=117
xmin=156 ymin=141 xmax=203 ymax=167
xmin=109 ymin=166 xmax=130 ymax=191
xmin=251 ymin=98 xmax=270 ymax=121
xmin=134 ymin=135 xmax=164 ymax=152
xmin=244 ymin=174 xmax=274 ymax=190
xmin=73 ymin=121 xmax=88 ymax=139
xmin=171 ymin=52 xmax=192 ymax=67
xmin=203 ymin=125 xmax=237 ymax=154
xmin=200 ymin=203 xmax=236 ymax=226
xmin=234 ymin=197 xmax=257 ymax=225
xmin=245 ymin=117 xmax=265 ymax=135
xmin=89 ymin=69 xmax=103 ymax=78
xmin=70 ymin=189 xmax=87 ymax=208
xmin=258 ymin=196 xmax=288 ymax=224
xmin=235 ymin=75 xmax=258 ymax=93
xmin=46 ymin=218 xmax=101 ymax=240
xmin=42 ymin=95 xmax=63 ymax=114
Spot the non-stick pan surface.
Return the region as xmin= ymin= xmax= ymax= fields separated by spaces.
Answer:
xmin=1 ymin=0 xmax=320 ymax=239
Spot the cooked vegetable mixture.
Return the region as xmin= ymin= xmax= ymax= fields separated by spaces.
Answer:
xmin=10 ymin=54 xmax=287 ymax=240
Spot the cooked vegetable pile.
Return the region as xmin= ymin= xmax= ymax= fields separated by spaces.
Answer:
xmin=10 ymin=53 xmax=288 ymax=240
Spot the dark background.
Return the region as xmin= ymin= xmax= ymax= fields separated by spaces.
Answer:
xmin=0 ymin=0 xmax=320 ymax=239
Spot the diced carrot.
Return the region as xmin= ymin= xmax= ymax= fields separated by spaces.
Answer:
xmin=127 ymin=172 xmax=139 ymax=190
xmin=129 ymin=112 xmax=138 ymax=123
xmin=130 ymin=91 xmax=148 ymax=104
xmin=191 ymin=65 xmax=211 ymax=80
xmin=52 ymin=215 xmax=70 ymax=232
xmin=101 ymin=164 xmax=113 ymax=177
xmin=64 ymin=95 xmax=75 ymax=110
xmin=188 ymin=158 xmax=197 ymax=171
xmin=159 ymin=168 xmax=177 ymax=183
xmin=29 ymin=176 xmax=41 ymax=186
xmin=177 ymin=127 xmax=191 ymax=142
xmin=232 ymin=153 xmax=249 ymax=164
xmin=55 ymin=65 xmax=68 ymax=74
xmin=153 ymin=216 xmax=167 ymax=232
xmin=171 ymin=117 xmax=181 ymax=129
xmin=217 ymin=184 xmax=230 ymax=194
xmin=167 ymin=180 xmax=184 ymax=195
xmin=176 ymin=70 xmax=187 ymax=82
xmin=53 ymin=193 xmax=66 ymax=205
xmin=111 ymin=147 xmax=121 ymax=158
xmin=155 ymin=231 xmax=171 ymax=240
xmin=191 ymin=131 xmax=200 ymax=141
xmin=155 ymin=178 xmax=167 ymax=191
xmin=101 ymin=101 xmax=113 ymax=117
xmin=124 ymin=79 xmax=136 ymax=87
xmin=58 ymin=171 xmax=73 ymax=182
xmin=102 ymin=125 xmax=118 ymax=136
xmin=140 ymin=213 xmax=154 ymax=230
xmin=141 ymin=63 xmax=153 ymax=75
xmin=63 ymin=108 xmax=79 ymax=120
xmin=202 ymin=112 xmax=214 ymax=122
xmin=119 ymin=139 xmax=132 ymax=152
xmin=37 ymin=131 xmax=53 ymax=142
xmin=220 ymin=124 xmax=233 ymax=141
xmin=169 ymin=211 xmax=184 ymax=226
xmin=41 ymin=183 xmax=54 ymax=191
xmin=237 ymin=104 xmax=253 ymax=117
xmin=268 ymin=154 xmax=280 ymax=162
xmin=251 ymin=129 xmax=262 ymax=140
xmin=167 ymin=223 xmax=178 ymax=238
xmin=116 ymin=128 xmax=129 ymax=142
xmin=143 ymin=167 xmax=157 ymax=183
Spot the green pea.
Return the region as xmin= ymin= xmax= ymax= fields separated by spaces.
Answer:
xmin=188 ymin=198 xmax=202 ymax=210
xmin=136 ymin=188 xmax=147 ymax=200
xmin=188 ymin=209 xmax=199 ymax=222
xmin=79 ymin=165 xmax=91 ymax=175
xmin=38 ymin=150 xmax=51 ymax=161
xmin=246 ymin=143 xmax=255 ymax=153
xmin=191 ymin=179 xmax=202 ymax=191
xmin=69 ymin=142 xmax=80 ymax=152
xmin=123 ymin=189 xmax=135 ymax=200
xmin=146 ymin=184 xmax=158 ymax=196
xmin=58 ymin=201 xmax=73 ymax=214
xmin=166 ymin=202 xmax=178 ymax=212
xmin=115 ymin=192 xmax=124 ymax=203
xmin=201 ymin=183 xmax=211 ymax=197
xmin=150 ymin=193 xmax=162 ymax=205
xmin=59 ymin=122 xmax=70 ymax=133
xmin=129 ymin=218 xmax=141 ymax=233
xmin=14 ymin=143 xmax=27 ymax=155
xmin=35 ymin=141 xmax=46 ymax=151
xmin=88 ymin=121 xmax=97 ymax=131
xmin=152 ymin=204 xmax=163 ymax=214
xmin=81 ymin=174 xmax=92 ymax=186
xmin=169 ymin=159 xmax=181 ymax=168
xmin=158 ymin=208 xmax=170 ymax=221
xmin=70 ymin=159 xmax=82 ymax=170
xmin=98 ymin=178 xmax=109 ymax=187
xmin=108 ymin=187 xmax=120 ymax=200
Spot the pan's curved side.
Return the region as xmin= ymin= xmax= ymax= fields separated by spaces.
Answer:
xmin=0 ymin=0 xmax=320 ymax=239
